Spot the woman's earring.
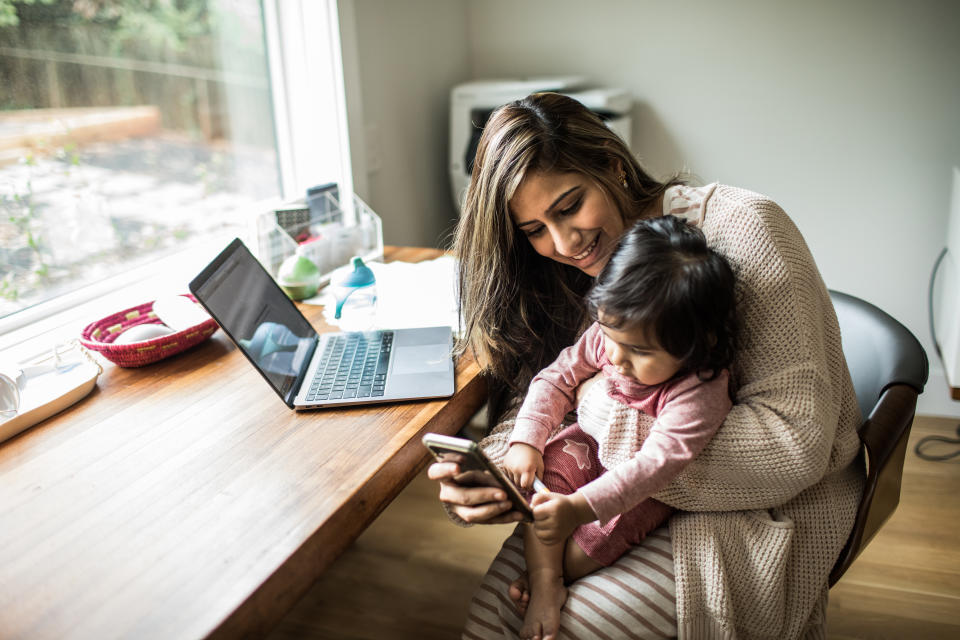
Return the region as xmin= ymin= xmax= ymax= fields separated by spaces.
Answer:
xmin=619 ymin=170 xmax=628 ymax=188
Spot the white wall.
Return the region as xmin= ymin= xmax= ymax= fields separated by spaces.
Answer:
xmin=462 ymin=0 xmax=960 ymax=416
xmin=340 ymin=0 xmax=469 ymax=248
xmin=345 ymin=0 xmax=960 ymax=417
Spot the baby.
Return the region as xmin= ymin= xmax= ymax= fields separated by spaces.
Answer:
xmin=503 ymin=214 xmax=738 ymax=640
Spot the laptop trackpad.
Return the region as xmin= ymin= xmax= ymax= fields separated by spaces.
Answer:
xmin=392 ymin=344 xmax=451 ymax=374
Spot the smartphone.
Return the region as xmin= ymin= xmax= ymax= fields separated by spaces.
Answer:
xmin=422 ymin=432 xmax=536 ymax=522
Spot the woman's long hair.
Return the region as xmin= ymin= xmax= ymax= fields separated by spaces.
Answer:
xmin=452 ymin=92 xmax=679 ymax=425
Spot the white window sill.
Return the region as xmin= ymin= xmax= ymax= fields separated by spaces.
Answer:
xmin=0 ymin=234 xmax=241 ymax=366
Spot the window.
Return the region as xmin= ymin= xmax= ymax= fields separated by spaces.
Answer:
xmin=0 ymin=0 xmax=350 ymax=332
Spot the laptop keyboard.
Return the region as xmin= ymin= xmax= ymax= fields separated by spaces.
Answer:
xmin=305 ymin=331 xmax=394 ymax=402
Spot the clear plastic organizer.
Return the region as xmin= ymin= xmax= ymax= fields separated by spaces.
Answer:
xmin=256 ymin=186 xmax=384 ymax=285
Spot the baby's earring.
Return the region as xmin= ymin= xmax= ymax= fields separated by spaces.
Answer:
xmin=619 ymin=170 xmax=628 ymax=188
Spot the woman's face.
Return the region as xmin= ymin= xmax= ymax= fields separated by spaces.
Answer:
xmin=509 ymin=170 xmax=626 ymax=277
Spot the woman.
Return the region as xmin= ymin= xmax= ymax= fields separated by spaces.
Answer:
xmin=431 ymin=92 xmax=864 ymax=639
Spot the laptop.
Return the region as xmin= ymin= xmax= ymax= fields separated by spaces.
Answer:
xmin=188 ymin=238 xmax=455 ymax=409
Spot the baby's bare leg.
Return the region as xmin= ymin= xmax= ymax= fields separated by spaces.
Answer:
xmin=511 ymin=538 xmax=605 ymax=615
xmin=563 ymin=538 xmax=604 ymax=583
xmin=521 ymin=524 xmax=568 ymax=640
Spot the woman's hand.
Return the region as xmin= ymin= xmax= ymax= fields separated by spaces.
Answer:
xmin=503 ymin=443 xmax=544 ymax=490
xmin=427 ymin=460 xmax=526 ymax=525
xmin=575 ymin=372 xmax=604 ymax=408
xmin=529 ymin=491 xmax=596 ymax=546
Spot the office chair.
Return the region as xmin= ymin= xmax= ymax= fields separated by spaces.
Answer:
xmin=828 ymin=290 xmax=929 ymax=586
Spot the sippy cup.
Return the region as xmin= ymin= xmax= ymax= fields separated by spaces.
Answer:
xmin=331 ymin=256 xmax=376 ymax=320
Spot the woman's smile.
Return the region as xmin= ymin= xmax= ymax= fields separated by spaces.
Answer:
xmin=571 ymin=234 xmax=599 ymax=261
xmin=565 ymin=232 xmax=612 ymax=273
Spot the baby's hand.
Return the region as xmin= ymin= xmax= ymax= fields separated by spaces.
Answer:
xmin=530 ymin=491 xmax=596 ymax=546
xmin=503 ymin=443 xmax=543 ymax=490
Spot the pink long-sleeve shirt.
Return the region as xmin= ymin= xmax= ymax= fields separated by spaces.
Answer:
xmin=510 ymin=322 xmax=732 ymax=524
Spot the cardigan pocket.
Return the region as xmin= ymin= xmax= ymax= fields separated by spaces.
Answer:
xmin=673 ymin=509 xmax=796 ymax=639
xmin=733 ymin=509 xmax=796 ymax=637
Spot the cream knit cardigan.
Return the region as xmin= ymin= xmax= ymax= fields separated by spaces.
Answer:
xmin=477 ymin=184 xmax=865 ymax=639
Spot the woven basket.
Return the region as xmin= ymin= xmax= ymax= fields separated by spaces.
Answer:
xmin=79 ymin=294 xmax=219 ymax=368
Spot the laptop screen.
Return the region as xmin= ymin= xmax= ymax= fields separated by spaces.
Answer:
xmin=190 ymin=239 xmax=317 ymax=401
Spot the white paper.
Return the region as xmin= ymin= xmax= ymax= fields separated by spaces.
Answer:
xmin=303 ymin=256 xmax=461 ymax=334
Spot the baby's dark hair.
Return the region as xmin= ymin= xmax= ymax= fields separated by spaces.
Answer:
xmin=587 ymin=216 xmax=738 ymax=379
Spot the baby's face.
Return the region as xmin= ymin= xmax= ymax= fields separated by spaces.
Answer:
xmin=597 ymin=313 xmax=683 ymax=386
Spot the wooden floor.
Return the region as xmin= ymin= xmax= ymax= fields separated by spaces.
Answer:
xmin=826 ymin=415 xmax=960 ymax=639
xmin=266 ymin=415 xmax=960 ymax=639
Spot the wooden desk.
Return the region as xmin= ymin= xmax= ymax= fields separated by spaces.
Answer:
xmin=0 ymin=247 xmax=487 ymax=639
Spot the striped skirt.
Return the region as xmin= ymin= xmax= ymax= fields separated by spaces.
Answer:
xmin=463 ymin=524 xmax=677 ymax=640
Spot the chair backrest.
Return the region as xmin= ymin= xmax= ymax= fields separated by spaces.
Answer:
xmin=828 ymin=290 xmax=929 ymax=586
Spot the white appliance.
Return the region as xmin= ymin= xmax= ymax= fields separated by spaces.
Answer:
xmin=936 ymin=167 xmax=960 ymax=389
xmin=449 ymin=77 xmax=633 ymax=211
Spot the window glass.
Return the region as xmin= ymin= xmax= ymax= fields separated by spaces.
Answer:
xmin=0 ymin=0 xmax=281 ymax=320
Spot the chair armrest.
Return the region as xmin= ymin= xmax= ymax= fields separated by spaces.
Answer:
xmin=860 ymin=383 xmax=919 ymax=463
xmin=829 ymin=383 xmax=918 ymax=586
